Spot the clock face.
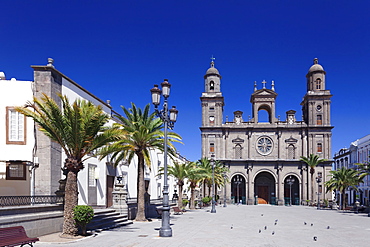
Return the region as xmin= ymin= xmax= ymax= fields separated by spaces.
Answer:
xmin=209 ymin=116 xmax=215 ymax=121
xmin=316 ymin=105 xmax=322 ymax=111
xmin=256 ymin=136 xmax=273 ymax=155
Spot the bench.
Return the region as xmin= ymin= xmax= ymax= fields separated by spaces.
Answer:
xmin=0 ymin=226 xmax=39 ymax=247
xmin=172 ymin=206 xmax=183 ymax=215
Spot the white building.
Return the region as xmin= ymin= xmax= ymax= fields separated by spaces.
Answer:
xmin=333 ymin=134 xmax=370 ymax=206
xmin=0 ymin=59 xmax=181 ymax=208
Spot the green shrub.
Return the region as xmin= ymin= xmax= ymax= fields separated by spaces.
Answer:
xmin=182 ymin=199 xmax=189 ymax=206
xmin=202 ymin=196 xmax=212 ymax=204
xmin=73 ymin=205 xmax=94 ymax=235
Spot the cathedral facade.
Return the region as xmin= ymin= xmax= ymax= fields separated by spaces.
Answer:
xmin=200 ymin=59 xmax=333 ymax=205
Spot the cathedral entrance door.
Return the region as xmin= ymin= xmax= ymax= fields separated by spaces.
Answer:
xmin=257 ymin=186 xmax=269 ymax=204
xmin=254 ymin=171 xmax=276 ymax=205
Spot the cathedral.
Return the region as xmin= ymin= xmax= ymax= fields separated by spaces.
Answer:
xmin=200 ymin=58 xmax=333 ymax=205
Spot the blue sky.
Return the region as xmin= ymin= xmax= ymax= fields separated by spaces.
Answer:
xmin=1 ymin=1 xmax=370 ymax=161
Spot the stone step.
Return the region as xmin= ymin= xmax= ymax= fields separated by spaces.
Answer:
xmin=85 ymin=208 xmax=132 ymax=232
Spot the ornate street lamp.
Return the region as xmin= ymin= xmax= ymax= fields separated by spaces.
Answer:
xmin=210 ymin=154 xmax=216 ymax=213
xmin=316 ymin=175 xmax=322 ymax=210
xmin=150 ymin=80 xmax=178 ymax=237
xmin=233 ymin=175 xmax=242 ymax=204
xmin=286 ymin=176 xmax=295 ymax=206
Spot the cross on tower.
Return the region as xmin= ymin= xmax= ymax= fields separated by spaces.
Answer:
xmin=262 ymin=80 xmax=267 ymax=89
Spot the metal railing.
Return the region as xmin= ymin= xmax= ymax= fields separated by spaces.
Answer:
xmin=0 ymin=195 xmax=64 ymax=207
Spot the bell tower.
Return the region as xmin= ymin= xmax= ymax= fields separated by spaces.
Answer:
xmin=301 ymin=58 xmax=333 ymax=159
xmin=200 ymin=59 xmax=224 ymax=127
xmin=301 ymin=58 xmax=332 ymax=127
xmin=200 ymin=59 xmax=224 ymax=158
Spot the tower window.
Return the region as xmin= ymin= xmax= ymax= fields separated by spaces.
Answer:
xmin=316 ymin=78 xmax=322 ymax=90
xmin=317 ymin=143 xmax=322 ymax=153
xmin=209 ymin=116 xmax=215 ymax=126
xmin=316 ymin=115 xmax=322 ymax=125
xmin=210 ymin=143 xmax=215 ymax=153
xmin=235 ymin=144 xmax=242 ymax=159
xmin=210 ymin=81 xmax=214 ymax=90
xmin=288 ymin=144 xmax=295 ymax=159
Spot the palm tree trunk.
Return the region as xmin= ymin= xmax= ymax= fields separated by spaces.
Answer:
xmin=135 ymin=153 xmax=146 ymax=221
xmin=178 ymin=184 xmax=183 ymax=209
xmin=190 ymin=186 xmax=195 ymax=209
xmin=311 ymin=173 xmax=314 ymax=204
xmin=62 ymin=170 xmax=79 ymax=236
xmin=342 ymin=190 xmax=345 ymax=210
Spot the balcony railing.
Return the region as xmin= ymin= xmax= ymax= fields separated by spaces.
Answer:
xmin=0 ymin=195 xmax=64 ymax=207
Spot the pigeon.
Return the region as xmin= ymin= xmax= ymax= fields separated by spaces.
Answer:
xmin=311 ymin=223 xmax=314 ymax=226
xmin=272 ymin=231 xmax=275 ymax=235
xmin=313 ymin=236 xmax=317 ymax=241
xmin=264 ymin=226 xmax=267 ymax=230
xmin=259 ymin=229 xmax=261 ymax=233
xmin=231 ymin=224 xmax=233 ymax=229
xmin=274 ymin=222 xmax=277 ymax=225
xmin=304 ymin=222 xmax=307 ymax=225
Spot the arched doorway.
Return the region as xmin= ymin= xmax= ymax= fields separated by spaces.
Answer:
xmin=231 ymin=175 xmax=246 ymax=204
xmin=284 ymin=175 xmax=300 ymax=205
xmin=254 ymin=172 xmax=276 ymax=204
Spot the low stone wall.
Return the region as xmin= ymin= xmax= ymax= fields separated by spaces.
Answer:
xmin=0 ymin=205 xmax=64 ymax=238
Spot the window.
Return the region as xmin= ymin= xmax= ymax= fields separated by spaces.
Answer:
xmin=316 ymin=78 xmax=321 ymax=90
xmin=316 ymin=115 xmax=322 ymax=125
xmin=6 ymin=107 xmax=26 ymax=144
xmin=288 ymin=144 xmax=295 ymax=159
xmin=210 ymin=81 xmax=214 ymax=90
xmin=210 ymin=143 xmax=215 ymax=153
xmin=88 ymin=165 xmax=97 ymax=187
xmin=317 ymin=143 xmax=322 ymax=153
xmin=6 ymin=162 xmax=26 ymax=180
xmin=235 ymin=144 xmax=242 ymax=159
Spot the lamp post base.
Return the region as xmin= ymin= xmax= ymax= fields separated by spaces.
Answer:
xmin=159 ymin=228 xmax=172 ymax=237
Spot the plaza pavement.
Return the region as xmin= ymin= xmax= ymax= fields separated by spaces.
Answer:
xmin=36 ymin=204 xmax=369 ymax=247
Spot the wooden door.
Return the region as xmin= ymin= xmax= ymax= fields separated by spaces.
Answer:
xmin=106 ymin=176 xmax=114 ymax=207
xmin=258 ymin=186 xmax=269 ymax=204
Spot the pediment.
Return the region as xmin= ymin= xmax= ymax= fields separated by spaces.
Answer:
xmin=232 ymin=137 xmax=245 ymax=144
xmin=285 ymin=136 xmax=298 ymax=143
xmin=252 ymin=89 xmax=277 ymax=97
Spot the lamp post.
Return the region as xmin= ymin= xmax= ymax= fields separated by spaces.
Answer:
xmin=210 ymin=154 xmax=216 ymax=213
xmin=150 ymin=80 xmax=178 ymax=237
xmin=233 ymin=175 xmax=241 ymax=204
xmin=223 ymin=171 xmax=227 ymax=207
xmin=286 ymin=176 xmax=295 ymax=206
xmin=316 ymin=175 xmax=322 ymax=210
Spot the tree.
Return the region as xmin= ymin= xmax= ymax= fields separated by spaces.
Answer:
xmin=16 ymin=93 xmax=120 ymax=236
xmin=325 ymin=167 xmax=366 ymax=209
xmin=186 ymin=162 xmax=203 ymax=209
xmin=159 ymin=161 xmax=191 ymax=209
xmin=300 ymin=154 xmax=326 ymax=202
xmin=196 ymin=158 xmax=229 ymax=200
xmin=99 ymin=103 xmax=181 ymax=221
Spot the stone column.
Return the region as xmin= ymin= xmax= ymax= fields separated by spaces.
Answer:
xmin=247 ymin=165 xmax=254 ymax=205
xmin=277 ymin=165 xmax=284 ymax=205
xmin=112 ymin=183 xmax=128 ymax=215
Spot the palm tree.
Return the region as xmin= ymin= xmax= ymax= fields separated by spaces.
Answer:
xmin=196 ymin=158 xmax=228 ymax=202
xmin=99 ymin=103 xmax=181 ymax=221
xmin=300 ymin=154 xmax=326 ymax=203
xmin=325 ymin=167 xmax=366 ymax=209
xmin=159 ymin=161 xmax=191 ymax=209
xmin=186 ymin=162 xmax=204 ymax=209
xmin=16 ymin=93 xmax=120 ymax=236
xmin=196 ymin=158 xmax=212 ymax=197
